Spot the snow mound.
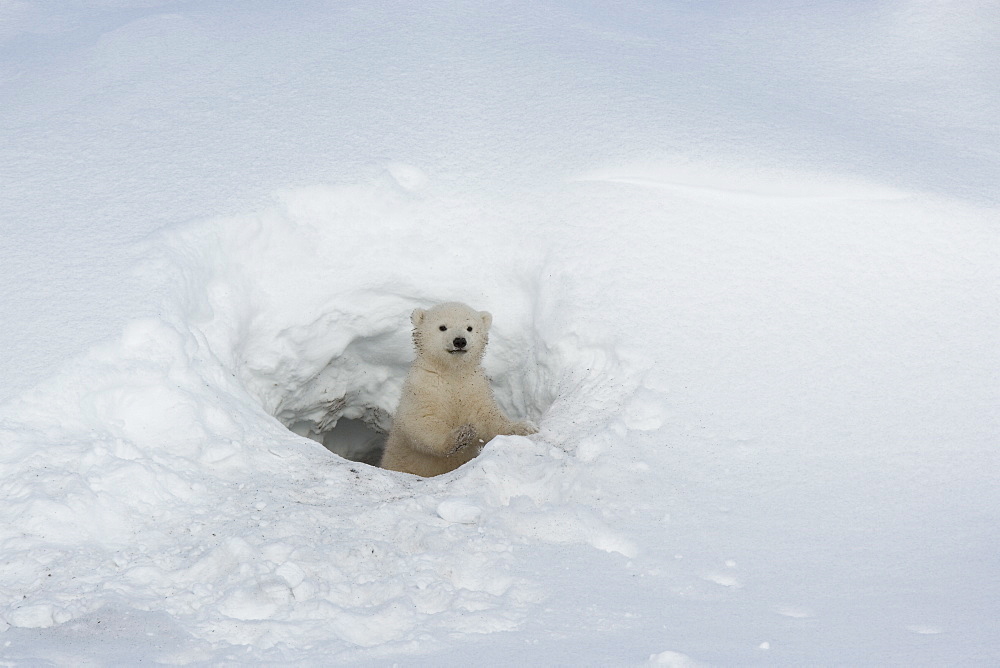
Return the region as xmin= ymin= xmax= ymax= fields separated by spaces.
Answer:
xmin=0 ymin=169 xmax=650 ymax=658
xmin=3 ymin=158 xmax=995 ymax=663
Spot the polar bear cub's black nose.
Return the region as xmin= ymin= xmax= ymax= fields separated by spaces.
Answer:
xmin=453 ymin=337 xmax=467 ymax=349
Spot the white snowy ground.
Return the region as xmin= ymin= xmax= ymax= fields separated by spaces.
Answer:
xmin=2 ymin=2 xmax=998 ymax=665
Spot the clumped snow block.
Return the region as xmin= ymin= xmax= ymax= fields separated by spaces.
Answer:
xmin=380 ymin=302 xmax=538 ymax=477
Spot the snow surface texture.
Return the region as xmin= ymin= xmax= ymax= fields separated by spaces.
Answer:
xmin=2 ymin=1 xmax=999 ymax=665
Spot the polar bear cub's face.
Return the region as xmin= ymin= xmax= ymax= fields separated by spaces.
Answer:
xmin=412 ymin=302 xmax=493 ymax=366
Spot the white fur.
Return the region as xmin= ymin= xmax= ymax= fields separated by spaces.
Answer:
xmin=379 ymin=302 xmax=536 ymax=477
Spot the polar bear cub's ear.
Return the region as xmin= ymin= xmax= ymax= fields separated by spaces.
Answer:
xmin=479 ymin=311 xmax=492 ymax=331
xmin=411 ymin=308 xmax=426 ymax=327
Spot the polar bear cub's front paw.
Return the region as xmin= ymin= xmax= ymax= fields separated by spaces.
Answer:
xmin=447 ymin=424 xmax=478 ymax=456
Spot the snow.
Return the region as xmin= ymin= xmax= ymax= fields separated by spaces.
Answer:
xmin=2 ymin=1 xmax=999 ymax=665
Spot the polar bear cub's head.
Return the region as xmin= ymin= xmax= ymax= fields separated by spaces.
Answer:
xmin=412 ymin=302 xmax=493 ymax=366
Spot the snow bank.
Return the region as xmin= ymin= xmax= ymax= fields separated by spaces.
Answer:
xmin=2 ymin=0 xmax=999 ymax=663
xmin=0 ymin=167 xmax=658 ymax=661
xmin=2 ymin=158 xmax=996 ymax=663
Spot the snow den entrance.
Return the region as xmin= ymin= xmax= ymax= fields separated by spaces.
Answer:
xmin=290 ymin=417 xmax=386 ymax=466
xmin=238 ymin=304 xmax=558 ymax=472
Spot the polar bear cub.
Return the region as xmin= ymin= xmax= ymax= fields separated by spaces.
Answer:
xmin=379 ymin=302 xmax=537 ymax=477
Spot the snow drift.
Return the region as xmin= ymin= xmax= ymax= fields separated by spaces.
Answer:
xmin=0 ymin=170 xmax=658 ymax=661
xmin=3 ymin=160 xmax=997 ymax=664
xmin=2 ymin=1 xmax=999 ymax=664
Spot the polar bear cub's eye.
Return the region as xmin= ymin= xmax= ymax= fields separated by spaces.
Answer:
xmin=466 ymin=326 xmax=473 ymax=332
xmin=439 ymin=325 xmax=447 ymax=331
